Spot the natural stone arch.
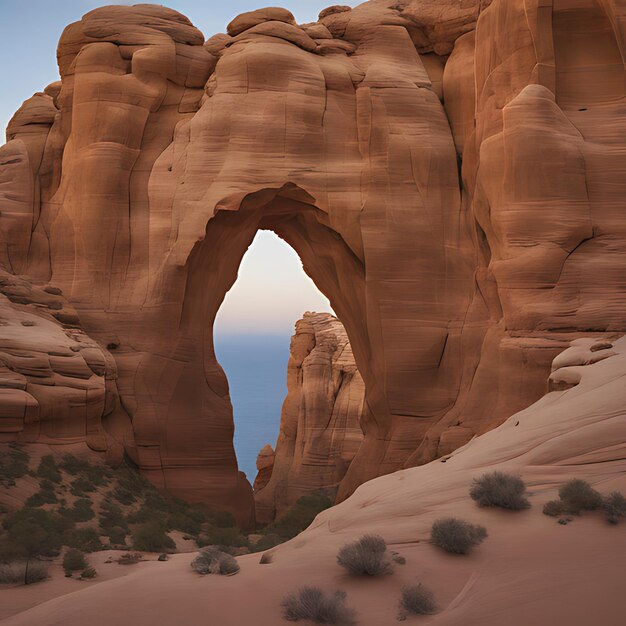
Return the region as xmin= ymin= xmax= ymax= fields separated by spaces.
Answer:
xmin=133 ymin=182 xmax=393 ymax=525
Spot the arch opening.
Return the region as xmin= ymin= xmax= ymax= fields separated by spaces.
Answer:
xmin=175 ymin=185 xmax=376 ymax=524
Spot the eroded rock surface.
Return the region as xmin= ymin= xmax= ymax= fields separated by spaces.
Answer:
xmin=0 ymin=0 xmax=624 ymax=523
xmin=254 ymin=313 xmax=364 ymax=523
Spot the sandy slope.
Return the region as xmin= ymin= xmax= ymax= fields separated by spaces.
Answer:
xmin=2 ymin=338 xmax=625 ymax=625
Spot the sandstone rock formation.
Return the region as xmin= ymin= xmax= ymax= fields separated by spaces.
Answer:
xmin=0 ymin=0 xmax=624 ymax=524
xmin=254 ymin=313 xmax=364 ymax=523
xmin=0 ymin=270 xmax=127 ymax=457
xmin=252 ymin=444 xmax=275 ymax=492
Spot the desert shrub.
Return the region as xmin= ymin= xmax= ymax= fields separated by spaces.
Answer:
xmin=0 ymin=446 xmax=30 ymax=487
xmin=80 ymin=567 xmax=97 ymax=579
xmin=25 ymin=479 xmax=58 ymax=506
xmin=265 ymin=492 xmax=333 ymax=540
xmin=106 ymin=526 xmax=127 ymax=545
xmin=60 ymin=498 xmax=95 ymax=523
xmin=131 ymin=522 xmax=175 ymax=552
xmin=430 ymin=518 xmax=487 ymax=555
xmin=112 ymin=486 xmax=135 ymax=505
xmin=70 ymin=477 xmax=96 ymax=496
xmin=392 ymin=554 xmax=406 ymax=565
xmin=117 ymin=552 xmax=143 ymax=565
xmin=282 ymin=587 xmax=356 ymax=625
xmin=542 ymin=500 xmax=566 ymax=517
xmin=1 ymin=507 xmax=72 ymax=558
xmin=603 ymin=491 xmax=626 ymax=524
xmin=116 ymin=464 xmax=153 ymax=495
xmin=399 ymin=584 xmax=437 ymax=617
xmin=0 ymin=561 xmax=48 ymax=585
xmin=211 ymin=510 xmax=237 ymax=528
xmin=558 ymin=479 xmax=603 ymax=514
xmin=469 ymin=471 xmax=530 ymax=510
xmin=202 ymin=525 xmax=248 ymax=548
xmin=59 ymin=454 xmax=110 ymax=485
xmin=99 ymin=502 xmax=129 ymax=533
xmin=63 ymin=527 xmax=103 ymax=553
xmin=63 ymin=549 xmax=87 ymax=572
xmin=337 ymin=534 xmax=393 ymax=576
xmin=36 ymin=455 xmax=61 ymax=483
xmin=191 ymin=547 xmax=240 ymax=575
xmin=251 ymin=533 xmax=283 ymax=553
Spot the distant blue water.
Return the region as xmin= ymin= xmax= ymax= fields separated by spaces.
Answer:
xmin=214 ymin=334 xmax=291 ymax=482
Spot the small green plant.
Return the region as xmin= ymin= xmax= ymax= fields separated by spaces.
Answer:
xmin=60 ymin=498 xmax=95 ymax=522
xmin=63 ymin=527 xmax=103 ymax=553
xmin=36 ymin=455 xmax=61 ymax=483
xmin=106 ymin=526 xmax=127 ymax=545
xmin=112 ymin=487 xmax=135 ymax=505
xmin=191 ymin=547 xmax=240 ymax=575
xmin=70 ymin=477 xmax=96 ymax=497
xmin=25 ymin=479 xmax=58 ymax=506
xmin=430 ymin=518 xmax=487 ymax=555
xmin=264 ymin=492 xmax=332 ymax=540
xmin=80 ymin=567 xmax=97 ymax=579
xmin=63 ymin=549 xmax=87 ymax=573
xmin=99 ymin=502 xmax=129 ymax=534
xmin=131 ymin=522 xmax=175 ymax=553
xmin=251 ymin=533 xmax=282 ymax=553
xmin=0 ymin=446 xmax=30 ymax=487
xmin=282 ymin=587 xmax=355 ymax=625
xmin=470 ymin=471 xmax=530 ymax=510
xmin=200 ymin=526 xmax=248 ymax=548
xmin=336 ymin=534 xmax=393 ymax=576
xmin=398 ymin=584 xmax=437 ymax=618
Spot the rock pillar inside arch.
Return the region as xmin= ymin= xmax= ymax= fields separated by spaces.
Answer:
xmin=254 ymin=313 xmax=365 ymax=524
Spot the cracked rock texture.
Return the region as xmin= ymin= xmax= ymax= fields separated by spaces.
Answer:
xmin=254 ymin=313 xmax=364 ymax=524
xmin=0 ymin=0 xmax=624 ymax=525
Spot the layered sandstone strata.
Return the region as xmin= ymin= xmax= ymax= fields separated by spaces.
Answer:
xmin=254 ymin=313 xmax=364 ymax=523
xmin=0 ymin=270 xmax=127 ymax=457
xmin=0 ymin=1 xmax=624 ymax=524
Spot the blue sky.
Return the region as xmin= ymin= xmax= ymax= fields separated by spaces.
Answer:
xmin=0 ymin=1 xmax=356 ymax=335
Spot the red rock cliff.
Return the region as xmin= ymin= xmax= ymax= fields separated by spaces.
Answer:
xmin=0 ymin=0 xmax=624 ymax=525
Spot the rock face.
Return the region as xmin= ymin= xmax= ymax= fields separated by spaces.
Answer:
xmin=253 ymin=444 xmax=275 ymax=492
xmin=0 ymin=1 xmax=624 ymax=524
xmin=0 ymin=270 xmax=126 ymax=456
xmin=254 ymin=313 xmax=364 ymax=523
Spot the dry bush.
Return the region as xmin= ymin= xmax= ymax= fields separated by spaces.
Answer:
xmin=558 ymin=479 xmax=603 ymax=514
xmin=191 ymin=547 xmax=240 ymax=575
xmin=337 ymin=534 xmax=393 ymax=576
xmin=469 ymin=471 xmax=530 ymax=510
xmin=282 ymin=587 xmax=356 ymax=625
xmin=63 ymin=549 xmax=87 ymax=572
xmin=542 ymin=500 xmax=566 ymax=517
xmin=0 ymin=561 xmax=48 ymax=584
xmin=117 ymin=553 xmax=143 ymax=565
xmin=603 ymin=491 xmax=626 ymax=524
xmin=430 ymin=518 xmax=487 ymax=555
xmin=80 ymin=567 xmax=97 ymax=579
xmin=399 ymin=584 xmax=437 ymax=618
